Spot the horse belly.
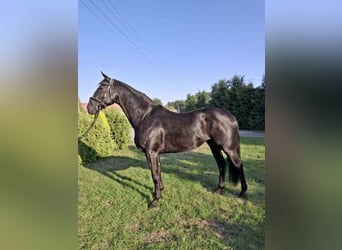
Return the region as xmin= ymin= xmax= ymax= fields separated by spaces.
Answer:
xmin=163 ymin=131 xmax=207 ymax=153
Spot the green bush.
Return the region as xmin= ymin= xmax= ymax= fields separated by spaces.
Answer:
xmin=98 ymin=111 xmax=111 ymax=132
xmin=104 ymin=109 xmax=132 ymax=150
xmin=78 ymin=112 xmax=115 ymax=164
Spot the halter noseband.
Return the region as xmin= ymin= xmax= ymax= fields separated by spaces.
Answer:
xmin=79 ymin=79 xmax=115 ymax=141
xmin=90 ymin=79 xmax=115 ymax=111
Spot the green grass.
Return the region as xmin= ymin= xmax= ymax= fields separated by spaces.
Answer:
xmin=78 ymin=137 xmax=265 ymax=249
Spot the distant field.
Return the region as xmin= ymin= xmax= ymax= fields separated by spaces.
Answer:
xmin=78 ymin=137 xmax=265 ymax=249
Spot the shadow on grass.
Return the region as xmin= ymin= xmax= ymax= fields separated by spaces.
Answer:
xmin=79 ymin=140 xmax=264 ymax=202
xmin=78 ymin=141 xmax=152 ymax=201
xmin=103 ymin=171 xmax=152 ymax=201
xmin=78 ymin=140 xmax=265 ymax=248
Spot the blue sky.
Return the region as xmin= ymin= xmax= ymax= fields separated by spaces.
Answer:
xmin=79 ymin=0 xmax=264 ymax=104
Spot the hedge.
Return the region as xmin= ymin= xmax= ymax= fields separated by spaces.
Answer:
xmin=99 ymin=111 xmax=111 ymax=132
xmin=104 ymin=109 xmax=131 ymax=150
xmin=78 ymin=112 xmax=115 ymax=164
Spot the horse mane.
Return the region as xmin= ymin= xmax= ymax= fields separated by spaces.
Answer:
xmin=114 ymin=79 xmax=155 ymax=105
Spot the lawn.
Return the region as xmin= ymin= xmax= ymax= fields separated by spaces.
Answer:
xmin=78 ymin=137 xmax=265 ymax=249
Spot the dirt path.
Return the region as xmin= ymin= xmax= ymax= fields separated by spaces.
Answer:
xmin=239 ymin=130 xmax=265 ymax=138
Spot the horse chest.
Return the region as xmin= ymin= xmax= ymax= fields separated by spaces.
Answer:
xmin=134 ymin=132 xmax=148 ymax=151
xmin=134 ymin=126 xmax=164 ymax=151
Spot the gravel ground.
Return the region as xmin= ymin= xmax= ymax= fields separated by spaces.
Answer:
xmin=239 ymin=130 xmax=265 ymax=138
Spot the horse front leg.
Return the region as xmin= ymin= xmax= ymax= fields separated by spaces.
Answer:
xmin=146 ymin=151 xmax=162 ymax=208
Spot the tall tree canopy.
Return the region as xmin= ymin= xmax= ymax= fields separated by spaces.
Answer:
xmin=178 ymin=74 xmax=265 ymax=130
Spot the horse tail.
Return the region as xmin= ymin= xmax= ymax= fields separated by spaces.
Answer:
xmin=228 ymin=156 xmax=240 ymax=186
xmin=227 ymin=135 xmax=241 ymax=186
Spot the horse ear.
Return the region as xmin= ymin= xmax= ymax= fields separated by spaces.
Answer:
xmin=100 ymin=71 xmax=111 ymax=81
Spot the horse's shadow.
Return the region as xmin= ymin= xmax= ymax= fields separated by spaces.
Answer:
xmin=78 ymin=141 xmax=264 ymax=201
xmin=78 ymin=141 xmax=153 ymax=201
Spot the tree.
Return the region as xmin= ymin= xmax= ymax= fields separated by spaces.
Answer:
xmin=152 ymin=98 xmax=163 ymax=106
xmin=231 ymin=84 xmax=255 ymax=129
xmin=166 ymin=73 xmax=265 ymax=130
xmin=185 ymin=94 xmax=197 ymax=111
xmin=227 ymin=75 xmax=245 ymax=88
xmin=195 ymin=91 xmax=210 ymax=108
xmin=260 ymin=74 xmax=265 ymax=89
xmin=165 ymin=100 xmax=185 ymax=112
xmin=209 ymin=79 xmax=229 ymax=108
xmin=209 ymin=74 xmax=264 ymax=129
xmin=184 ymin=91 xmax=210 ymax=111
xmin=252 ymin=74 xmax=265 ymax=129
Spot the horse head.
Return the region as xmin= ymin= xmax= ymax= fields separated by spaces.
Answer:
xmin=87 ymin=71 xmax=116 ymax=114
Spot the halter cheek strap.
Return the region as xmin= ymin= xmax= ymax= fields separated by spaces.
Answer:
xmin=80 ymin=79 xmax=116 ymax=140
xmin=90 ymin=79 xmax=116 ymax=110
xmin=108 ymin=79 xmax=115 ymax=94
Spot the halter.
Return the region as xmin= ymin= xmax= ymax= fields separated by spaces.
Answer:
xmin=89 ymin=96 xmax=107 ymax=110
xmin=78 ymin=79 xmax=115 ymax=141
xmin=89 ymin=79 xmax=115 ymax=111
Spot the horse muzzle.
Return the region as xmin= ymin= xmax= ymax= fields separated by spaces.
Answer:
xmin=87 ymin=97 xmax=107 ymax=114
xmin=87 ymin=104 xmax=97 ymax=114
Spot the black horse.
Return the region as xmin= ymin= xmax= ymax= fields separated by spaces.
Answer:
xmin=87 ymin=72 xmax=247 ymax=208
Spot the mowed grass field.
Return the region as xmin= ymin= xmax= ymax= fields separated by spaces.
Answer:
xmin=78 ymin=137 xmax=265 ymax=249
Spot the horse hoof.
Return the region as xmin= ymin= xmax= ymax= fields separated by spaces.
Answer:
xmin=148 ymin=200 xmax=158 ymax=209
xmin=238 ymin=191 xmax=247 ymax=199
xmin=213 ymin=187 xmax=223 ymax=194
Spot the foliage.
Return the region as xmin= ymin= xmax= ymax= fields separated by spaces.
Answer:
xmin=78 ymin=137 xmax=265 ymax=249
xmin=210 ymin=79 xmax=230 ymax=108
xmin=165 ymin=100 xmax=186 ymax=112
xmin=98 ymin=111 xmax=111 ymax=132
xmin=181 ymin=74 xmax=265 ymax=130
xmin=104 ymin=109 xmax=132 ymax=150
xmin=185 ymin=91 xmax=210 ymax=111
xmin=152 ymin=98 xmax=163 ymax=106
xmin=184 ymin=91 xmax=209 ymax=111
xmin=78 ymin=112 xmax=115 ymax=164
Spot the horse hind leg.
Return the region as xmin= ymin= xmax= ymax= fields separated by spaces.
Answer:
xmin=145 ymin=151 xmax=163 ymax=208
xmin=207 ymin=140 xmax=226 ymax=194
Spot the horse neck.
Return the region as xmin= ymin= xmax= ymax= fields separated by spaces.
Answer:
xmin=114 ymin=81 xmax=154 ymax=128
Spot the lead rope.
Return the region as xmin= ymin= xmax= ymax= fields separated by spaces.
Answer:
xmin=79 ymin=78 xmax=114 ymax=141
xmin=78 ymin=111 xmax=100 ymax=141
